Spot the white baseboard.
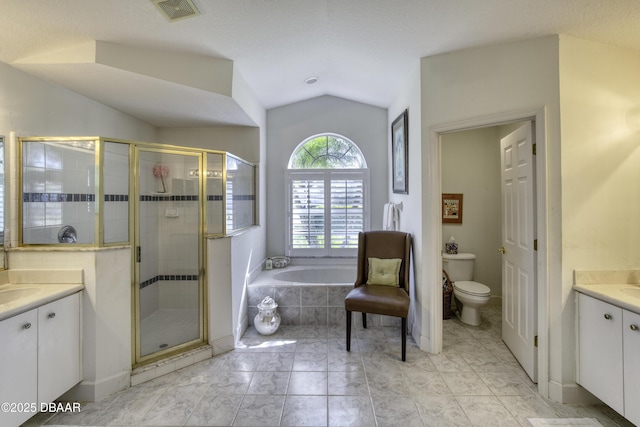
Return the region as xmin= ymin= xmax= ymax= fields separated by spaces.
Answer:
xmin=62 ymin=370 xmax=130 ymax=402
xmin=411 ymin=322 xmax=431 ymax=353
xmin=212 ymin=334 xmax=235 ymax=356
xmin=548 ymin=380 xmax=602 ymax=404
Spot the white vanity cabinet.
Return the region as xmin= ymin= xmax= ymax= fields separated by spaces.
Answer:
xmin=576 ymin=293 xmax=624 ymax=413
xmin=577 ymin=292 xmax=640 ymax=426
xmin=0 ymin=310 xmax=38 ymax=427
xmin=0 ymin=291 xmax=81 ymax=427
xmin=37 ymin=292 xmax=81 ymax=405
xmin=623 ymin=309 xmax=640 ymax=426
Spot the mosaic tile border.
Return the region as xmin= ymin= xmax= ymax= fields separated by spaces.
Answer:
xmin=140 ymin=274 xmax=199 ymax=289
xmin=23 ymin=193 xmax=253 ymax=203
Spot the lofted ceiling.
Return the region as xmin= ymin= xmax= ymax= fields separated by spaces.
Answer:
xmin=2 ymin=0 xmax=640 ymax=127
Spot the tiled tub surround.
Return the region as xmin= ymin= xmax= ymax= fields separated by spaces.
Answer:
xmin=248 ymin=265 xmax=391 ymax=327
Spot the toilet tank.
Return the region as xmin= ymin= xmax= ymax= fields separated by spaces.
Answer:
xmin=442 ymin=253 xmax=476 ymax=282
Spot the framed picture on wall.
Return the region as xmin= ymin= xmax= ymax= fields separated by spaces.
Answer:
xmin=442 ymin=193 xmax=463 ymax=224
xmin=391 ymin=109 xmax=409 ymax=194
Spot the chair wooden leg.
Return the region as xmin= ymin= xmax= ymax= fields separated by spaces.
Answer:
xmin=346 ymin=311 xmax=352 ymax=352
xmin=401 ymin=317 xmax=407 ymax=362
xmin=362 ymin=312 xmax=367 ymax=329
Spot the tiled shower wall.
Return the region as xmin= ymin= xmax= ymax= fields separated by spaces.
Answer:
xmin=139 ymin=152 xmax=200 ymax=320
xmin=103 ymin=142 xmax=129 ymax=243
xmin=22 ymin=140 xmax=131 ymax=245
xmin=22 ymin=140 xmax=98 ymax=244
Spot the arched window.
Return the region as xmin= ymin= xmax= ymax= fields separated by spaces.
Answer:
xmin=288 ymin=134 xmax=367 ymax=169
xmin=286 ymin=133 xmax=369 ymax=257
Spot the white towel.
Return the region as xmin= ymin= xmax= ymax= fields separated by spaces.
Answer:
xmin=391 ymin=203 xmax=400 ymax=230
xmin=383 ymin=203 xmax=391 ymax=230
xmin=383 ymin=203 xmax=398 ymax=230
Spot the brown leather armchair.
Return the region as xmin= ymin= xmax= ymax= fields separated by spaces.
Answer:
xmin=344 ymin=230 xmax=412 ymax=361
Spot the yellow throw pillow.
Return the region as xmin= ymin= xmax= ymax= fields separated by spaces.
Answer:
xmin=367 ymin=257 xmax=402 ymax=286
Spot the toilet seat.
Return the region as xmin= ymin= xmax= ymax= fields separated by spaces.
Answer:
xmin=453 ymin=280 xmax=490 ymax=296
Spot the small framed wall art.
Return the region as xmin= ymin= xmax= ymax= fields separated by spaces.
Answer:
xmin=442 ymin=193 xmax=463 ymax=224
xmin=391 ymin=109 xmax=409 ymax=194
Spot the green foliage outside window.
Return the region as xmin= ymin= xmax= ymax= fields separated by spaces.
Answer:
xmin=289 ymin=134 xmax=365 ymax=169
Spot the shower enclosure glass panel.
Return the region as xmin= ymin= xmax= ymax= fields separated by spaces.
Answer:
xmin=136 ymin=148 xmax=204 ymax=360
xmin=226 ymin=155 xmax=256 ymax=234
xmin=205 ymin=152 xmax=224 ymax=235
xmin=21 ymin=139 xmax=97 ymax=245
xmin=103 ymin=142 xmax=130 ymax=244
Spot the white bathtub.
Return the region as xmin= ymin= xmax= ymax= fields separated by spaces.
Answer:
xmin=272 ymin=266 xmax=355 ymax=284
xmin=252 ymin=265 xmax=356 ymax=286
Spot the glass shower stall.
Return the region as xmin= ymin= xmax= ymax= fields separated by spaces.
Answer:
xmin=19 ymin=136 xmax=256 ymax=366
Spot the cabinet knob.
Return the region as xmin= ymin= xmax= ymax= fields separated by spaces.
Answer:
xmin=23 ymin=322 xmax=31 ymax=330
xmin=48 ymin=312 xmax=56 ymax=319
xmin=604 ymin=313 xmax=612 ymax=320
xmin=631 ymin=324 xmax=639 ymax=331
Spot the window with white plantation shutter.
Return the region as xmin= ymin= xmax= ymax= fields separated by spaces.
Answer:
xmin=330 ymin=174 xmax=363 ymax=250
xmin=291 ymin=176 xmax=325 ymax=250
xmin=287 ymin=134 xmax=369 ymax=257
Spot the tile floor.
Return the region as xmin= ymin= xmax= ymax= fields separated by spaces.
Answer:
xmin=24 ymin=299 xmax=634 ymax=427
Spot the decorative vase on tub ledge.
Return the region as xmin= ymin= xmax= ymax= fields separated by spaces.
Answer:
xmin=254 ymin=296 xmax=281 ymax=335
xmin=271 ymin=256 xmax=290 ymax=268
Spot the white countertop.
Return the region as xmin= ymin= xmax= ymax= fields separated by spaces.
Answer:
xmin=573 ymin=269 xmax=640 ymax=314
xmin=0 ymin=269 xmax=84 ymax=321
xmin=0 ymin=283 xmax=84 ymax=321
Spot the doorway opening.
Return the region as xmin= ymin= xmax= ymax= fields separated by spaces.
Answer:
xmin=441 ymin=121 xmax=537 ymax=382
xmin=430 ymin=110 xmax=548 ymax=397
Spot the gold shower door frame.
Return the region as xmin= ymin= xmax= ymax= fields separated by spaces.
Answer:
xmin=132 ymin=145 xmax=207 ymax=367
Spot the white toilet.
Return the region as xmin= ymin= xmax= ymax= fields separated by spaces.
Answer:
xmin=442 ymin=253 xmax=491 ymax=326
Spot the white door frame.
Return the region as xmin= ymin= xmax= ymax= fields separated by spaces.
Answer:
xmin=426 ymin=107 xmax=549 ymax=398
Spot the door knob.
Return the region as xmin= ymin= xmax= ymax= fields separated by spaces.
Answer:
xmin=498 ymin=247 xmax=506 ymax=254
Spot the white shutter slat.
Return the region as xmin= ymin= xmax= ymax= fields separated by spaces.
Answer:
xmin=330 ymin=178 xmax=363 ymax=249
xmin=291 ymin=178 xmax=325 ymax=249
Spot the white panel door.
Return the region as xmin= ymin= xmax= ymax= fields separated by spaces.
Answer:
xmin=500 ymin=122 xmax=537 ymax=382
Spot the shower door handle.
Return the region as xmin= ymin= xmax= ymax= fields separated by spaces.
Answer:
xmin=137 ymin=246 xmax=141 ymax=263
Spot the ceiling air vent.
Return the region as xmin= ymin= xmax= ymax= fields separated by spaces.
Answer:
xmin=152 ymin=0 xmax=200 ymax=22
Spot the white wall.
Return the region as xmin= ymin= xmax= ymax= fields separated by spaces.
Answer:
xmin=158 ymin=107 xmax=268 ymax=351
xmin=387 ymin=63 xmax=423 ymax=344
xmin=421 ymin=36 xmax=562 ymax=398
xmin=441 ymin=127 xmax=501 ymax=295
xmin=0 ymin=62 xmax=156 ymax=141
xmin=266 ymin=95 xmax=388 ymax=257
xmin=558 ymin=36 xmax=640 ymax=393
xmin=157 ymin=126 xmax=261 ymax=163
xmin=1 ymin=61 xmax=269 ymax=395
xmin=0 ymin=63 xmax=153 ymax=400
